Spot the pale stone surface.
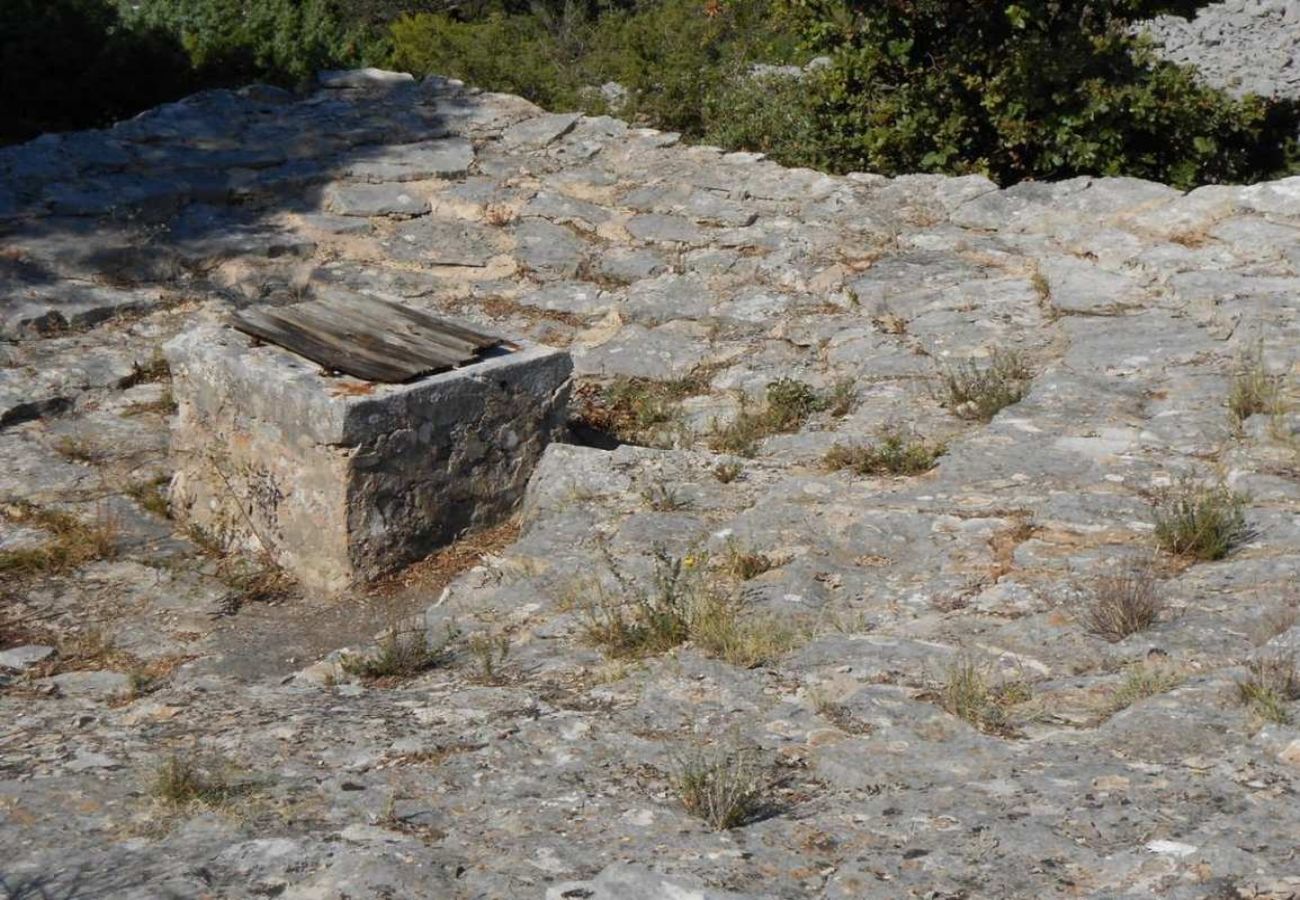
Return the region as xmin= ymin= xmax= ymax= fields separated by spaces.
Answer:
xmin=0 ymin=68 xmax=1297 ymax=900
xmin=165 ymin=323 xmax=572 ymax=591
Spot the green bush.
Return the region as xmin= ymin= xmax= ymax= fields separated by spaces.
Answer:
xmin=783 ymin=0 xmax=1297 ymax=187
xmin=389 ymin=0 xmax=1296 ymax=187
xmin=123 ymin=0 xmax=374 ymax=86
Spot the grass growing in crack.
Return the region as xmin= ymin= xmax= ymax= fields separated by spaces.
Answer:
xmin=672 ymin=746 xmax=767 ymax=830
xmin=1152 ymin=477 xmax=1250 ymax=561
xmin=127 ymin=476 xmax=171 ymax=518
xmin=120 ymin=352 xmax=171 ymax=389
xmin=576 ymin=375 xmax=704 ymax=447
xmin=824 ymin=429 xmax=945 ymax=476
xmin=937 ymin=349 xmax=1032 ymax=422
xmin=721 ymin=541 xmax=772 ymax=581
xmin=580 ymin=550 xmax=797 ymax=667
xmin=152 ymin=755 xmax=231 ymax=808
xmin=467 ymin=631 xmax=511 ymax=685
xmin=1083 ymin=560 xmax=1163 ymax=642
xmin=0 ymin=502 xmax=117 ymax=578
xmin=709 ymin=378 xmax=850 ymax=457
xmin=1237 ymin=653 xmax=1299 ymax=724
xmin=341 ymin=626 xmax=453 ymax=682
xmin=642 ymin=482 xmax=691 ymax=511
xmin=1108 ymin=662 xmax=1183 ymax=713
xmin=1227 ymin=342 xmax=1285 ymax=424
xmin=938 ymin=656 xmax=1032 ymax=735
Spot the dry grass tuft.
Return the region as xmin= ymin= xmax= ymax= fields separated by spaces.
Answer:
xmin=0 ymin=502 xmax=117 ymax=579
xmin=936 ymin=349 xmax=1032 ymax=422
xmin=672 ymin=746 xmax=768 ymax=830
xmin=580 ymin=550 xmax=797 ymax=667
xmin=1152 ymin=477 xmax=1250 ymax=561
xmin=1227 ymin=342 xmax=1285 ymax=425
xmin=824 ymin=428 xmax=945 ymax=476
xmin=341 ymin=626 xmax=454 ymax=682
xmin=938 ymin=655 xmax=1033 ymax=735
xmin=1083 ymin=560 xmax=1164 ymax=642
xmin=1108 ymin=661 xmax=1184 ymax=713
xmin=712 ymin=460 xmax=742 ymax=483
xmin=151 ymin=755 xmax=232 ymax=808
xmin=1237 ymin=653 xmax=1299 ymax=724
xmin=575 ymin=375 xmax=705 ymax=447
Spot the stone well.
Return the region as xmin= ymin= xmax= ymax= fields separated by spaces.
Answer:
xmin=164 ymin=321 xmax=572 ymax=592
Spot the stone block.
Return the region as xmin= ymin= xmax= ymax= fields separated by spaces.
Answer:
xmin=165 ymin=323 xmax=571 ymax=592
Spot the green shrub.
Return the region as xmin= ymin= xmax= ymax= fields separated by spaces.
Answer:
xmin=783 ymin=0 xmax=1297 ymax=188
xmin=123 ymin=0 xmax=373 ymax=86
xmin=391 ymin=10 xmax=583 ymax=108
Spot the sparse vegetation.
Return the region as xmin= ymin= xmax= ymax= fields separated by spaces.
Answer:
xmin=340 ymin=626 xmax=453 ymax=681
xmin=937 ymin=349 xmax=1033 ymax=422
xmin=1152 ymin=477 xmax=1250 ymax=561
xmin=580 ymin=549 xmax=797 ymax=667
xmin=0 ymin=502 xmax=117 ymax=579
xmin=938 ymin=655 xmax=1032 ymax=735
xmin=1237 ymin=653 xmax=1299 ymax=724
xmin=576 ymin=375 xmax=704 ymax=447
xmin=710 ymin=378 xmax=847 ymax=457
xmin=672 ymin=745 xmax=767 ymax=830
xmin=467 ymin=630 xmax=511 ymax=685
xmin=151 ymin=754 xmax=231 ymax=808
xmin=642 ymin=482 xmax=691 ymax=512
xmin=1227 ymin=342 xmax=1285 ymax=425
xmin=1083 ymin=560 xmax=1164 ymax=642
xmin=712 ymin=460 xmax=742 ymax=484
xmin=823 ymin=429 xmax=945 ymax=476
xmin=120 ymin=352 xmax=171 ymax=389
xmin=721 ymin=541 xmax=772 ymax=581
xmin=1108 ymin=661 xmax=1183 ymax=713
xmin=127 ymin=476 xmax=172 ymax=518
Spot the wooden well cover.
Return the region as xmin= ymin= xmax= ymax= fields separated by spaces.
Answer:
xmin=231 ymin=294 xmax=507 ymax=383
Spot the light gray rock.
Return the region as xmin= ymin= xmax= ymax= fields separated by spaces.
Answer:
xmin=323 ymin=183 xmax=430 ymax=218
xmin=0 ymin=645 xmax=55 ymax=671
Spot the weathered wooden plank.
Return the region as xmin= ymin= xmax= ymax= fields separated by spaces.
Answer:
xmin=230 ymin=295 xmax=503 ymax=383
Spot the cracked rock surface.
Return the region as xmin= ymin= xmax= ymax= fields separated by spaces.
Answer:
xmin=1143 ymin=0 xmax=1300 ymax=99
xmin=1 ymin=71 xmax=1299 ymax=898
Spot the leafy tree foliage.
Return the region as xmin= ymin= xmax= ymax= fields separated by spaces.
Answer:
xmin=785 ymin=0 xmax=1297 ymax=186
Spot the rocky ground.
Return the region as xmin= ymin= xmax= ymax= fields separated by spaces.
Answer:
xmin=1 ymin=70 xmax=1299 ymax=899
xmin=1144 ymin=0 xmax=1300 ymax=98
